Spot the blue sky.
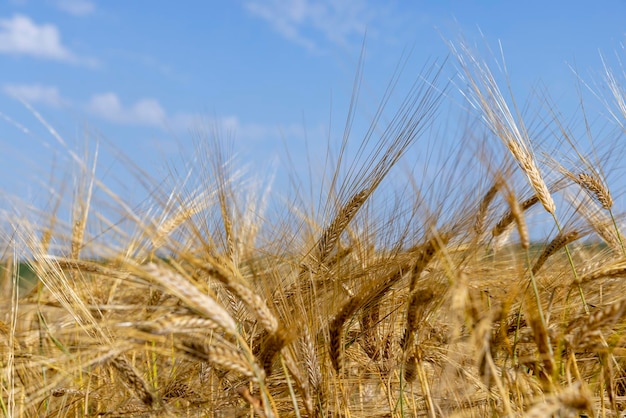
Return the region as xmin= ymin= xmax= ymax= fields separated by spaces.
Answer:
xmin=0 ymin=0 xmax=625 ymax=216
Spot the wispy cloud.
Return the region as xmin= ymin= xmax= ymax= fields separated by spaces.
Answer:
xmin=86 ymin=92 xmax=226 ymax=133
xmin=55 ymin=0 xmax=96 ymax=16
xmin=244 ymin=0 xmax=376 ymax=52
xmin=0 ymin=14 xmax=96 ymax=65
xmin=3 ymin=83 xmax=66 ymax=107
xmin=3 ymin=84 xmax=306 ymax=142
xmin=87 ymin=93 xmax=168 ymax=127
xmin=85 ymin=92 xmax=306 ymax=141
xmin=189 ymin=117 xmax=307 ymax=142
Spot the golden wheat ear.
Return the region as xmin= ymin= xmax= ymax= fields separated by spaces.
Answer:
xmin=450 ymin=40 xmax=556 ymax=217
xmin=531 ymin=230 xmax=582 ymax=275
xmin=141 ymin=262 xmax=238 ymax=336
xmin=110 ymin=356 xmax=159 ymax=409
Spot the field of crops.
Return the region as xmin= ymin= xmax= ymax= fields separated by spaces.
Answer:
xmin=1 ymin=41 xmax=626 ymax=417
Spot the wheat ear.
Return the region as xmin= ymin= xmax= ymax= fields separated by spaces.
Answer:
xmin=257 ymin=326 xmax=290 ymax=376
xmin=400 ymin=287 xmax=436 ymax=352
xmin=474 ymin=177 xmax=502 ymax=237
xmin=568 ymin=298 xmax=626 ymax=349
xmin=199 ymin=263 xmax=278 ymax=334
xmin=451 ymin=40 xmax=556 ymax=215
xmin=142 ymin=262 xmax=237 ymax=335
xmin=493 ymin=194 xmax=537 ymax=242
xmin=575 ymin=172 xmax=613 ymax=210
xmin=579 ymin=262 xmax=626 ymax=284
xmin=531 ymin=230 xmax=581 ymax=275
xmin=316 ymin=187 xmax=370 ymax=265
xmin=179 ymin=337 xmax=258 ymax=380
xmin=111 ymin=356 xmax=158 ymax=408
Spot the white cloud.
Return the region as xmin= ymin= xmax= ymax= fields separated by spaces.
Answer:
xmin=3 ymin=84 xmax=66 ymax=107
xmin=87 ymin=93 xmax=251 ymax=134
xmin=87 ymin=93 xmax=168 ymax=127
xmin=55 ymin=0 xmax=96 ymax=16
xmin=244 ymin=0 xmax=376 ymax=51
xmin=0 ymin=14 xmax=95 ymax=65
xmin=85 ymin=92 xmax=304 ymax=142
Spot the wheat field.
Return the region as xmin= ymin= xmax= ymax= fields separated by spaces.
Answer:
xmin=1 ymin=41 xmax=626 ymax=417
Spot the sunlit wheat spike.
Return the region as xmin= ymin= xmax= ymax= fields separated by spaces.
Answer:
xmin=199 ymin=262 xmax=278 ymax=333
xmin=576 ymin=171 xmax=613 ymax=210
xmin=55 ymin=257 xmax=131 ymax=280
xmin=142 ymin=262 xmax=237 ymax=335
xmin=329 ymin=295 xmax=363 ymax=372
xmin=179 ymin=337 xmax=258 ymax=380
xmin=574 ymin=193 xmax=622 ymax=254
xmin=579 ymin=262 xmax=626 ymax=284
xmin=131 ymin=314 xmax=222 ymax=334
xmin=451 ymin=41 xmax=556 ymax=215
xmin=227 ymin=280 xmax=278 ymax=333
xmin=110 ymin=356 xmax=158 ymax=408
xmin=359 ymin=303 xmax=381 ymax=360
xmin=523 ymin=382 xmax=592 ymax=417
xmin=570 ymin=298 xmax=626 ymax=349
xmin=328 ymin=266 xmax=408 ymax=372
xmin=510 ymin=141 xmax=556 ymax=215
xmin=508 ymin=191 xmax=529 ymax=249
xmin=401 ymin=287 xmax=435 ymax=352
xmin=316 ymin=187 xmax=370 ymax=264
xmin=151 ymin=196 xmax=209 ymax=249
xmin=492 ymin=195 xmax=539 ymax=237
xmin=528 ymin=314 xmax=554 ymax=380
xmin=301 ymin=326 xmax=322 ymax=393
xmin=531 ymin=230 xmax=581 ymax=275
xmin=474 ymin=177 xmax=502 ymax=237
xmin=257 ymin=326 xmax=290 ymax=376
xmin=408 ymin=233 xmax=449 ymax=291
